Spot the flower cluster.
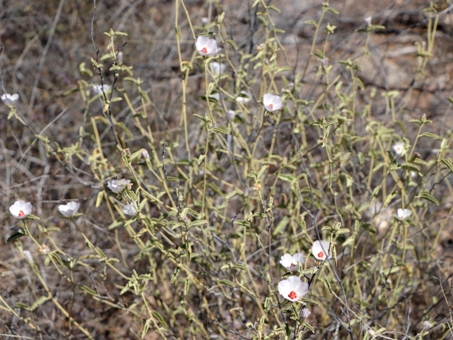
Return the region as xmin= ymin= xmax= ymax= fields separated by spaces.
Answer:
xmin=278 ymin=240 xmax=332 ymax=304
xmin=9 ymin=200 xmax=83 ymax=219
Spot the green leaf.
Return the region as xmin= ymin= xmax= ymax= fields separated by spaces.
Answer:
xmin=30 ymin=296 xmax=50 ymax=311
xmin=95 ymin=191 xmax=104 ymax=208
xmin=361 ymin=223 xmax=376 ymax=234
xmin=419 ymin=192 xmax=439 ymax=205
xmin=267 ymin=5 xmax=281 ymax=13
xmin=278 ymin=174 xmax=296 ymax=182
xmin=189 ymin=219 xmax=208 ymax=228
xmin=80 ymin=285 xmax=97 ymax=296
xmin=382 ymin=191 xmax=397 ymax=208
xmin=152 ymin=311 xmax=168 ymax=329
xmin=14 ymin=303 xmax=29 ymax=310
xmin=219 ymin=279 xmax=235 ymax=287
xmin=225 ymin=39 xmax=238 ymax=50
xmin=441 ymin=158 xmax=453 ymax=173
xmin=109 ymin=97 xmax=123 ymax=103
xmin=273 ymin=216 xmax=289 ymax=235
xmin=419 ymin=132 xmax=442 ymax=140
xmin=401 ymin=162 xmax=420 ymax=173
xmin=211 ymin=126 xmax=231 ymax=135
xmin=305 ymin=20 xmax=317 ymax=26
xmin=342 ymin=234 xmax=356 ymax=247
xmin=7 ymin=231 xmax=26 ymax=243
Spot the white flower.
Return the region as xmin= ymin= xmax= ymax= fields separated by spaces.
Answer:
xmin=209 ymin=92 xmax=220 ymax=101
xmin=227 ymin=110 xmax=236 ymax=120
xmin=396 ymin=208 xmax=411 ymax=220
xmin=23 ymin=250 xmax=34 ymax=264
xmin=58 ymin=201 xmax=81 ymax=217
xmin=319 ymin=58 xmax=329 ymax=68
xmin=279 ymin=253 xmax=305 ymax=271
xmin=39 ymin=244 xmax=51 ymax=255
xmin=236 ymin=91 xmax=251 ymax=104
xmin=263 ymin=93 xmax=283 ymax=112
xmin=1 ymin=93 xmax=19 ymax=105
xmin=301 ymin=308 xmax=311 ymax=318
xmin=278 ymin=276 xmax=308 ymax=302
xmin=210 ymin=62 xmax=226 ymax=75
xmin=142 ymin=150 xmax=150 ymax=159
xmin=92 ymin=84 xmax=111 ymax=95
xmin=312 ymin=240 xmax=332 ymax=261
xmin=107 ymin=179 xmax=131 ymax=193
xmin=9 ymin=200 xmax=32 ymax=219
xmin=195 ymin=36 xmax=220 ymax=56
xmin=122 ymin=203 xmax=137 ymax=216
xmin=392 ymin=142 xmax=405 ymax=156
xmin=364 ymin=16 xmax=372 ymax=26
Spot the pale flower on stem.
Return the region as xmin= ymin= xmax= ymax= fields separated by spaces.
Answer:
xmin=195 ymin=36 xmax=220 ymax=56
xmin=392 ymin=142 xmax=405 ymax=156
xmin=92 ymin=84 xmax=111 ymax=95
xmin=396 ymin=208 xmax=411 ymax=220
xmin=1 ymin=93 xmax=19 ymax=105
xmin=301 ymin=308 xmax=311 ymax=318
xmin=107 ymin=179 xmax=131 ymax=194
xmin=312 ymin=240 xmax=332 ymax=261
xmin=263 ymin=93 xmax=283 ymax=112
xmin=122 ymin=203 xmax=137 ymax=216
xmin=9 ymin=200 xmax=32 ymax=219
xmin=278 ymin=276 xmax=308 ymax=302
xmin=279 ymin=253 xmax=305 ymax=271
xmin=58 ymin=201 xmax=81 ymax=217
xmin=227 ymin=110 xmax=236 ymax=120
xmin=23 ymin=250 xmax=34 ymax=264
xmin=210 ymin=62 xmax=226 ymax=75
xmin=236 ymin=91 xmax=251 ymax=104
xmin=39 ymin=244 xmax=51 ymax=255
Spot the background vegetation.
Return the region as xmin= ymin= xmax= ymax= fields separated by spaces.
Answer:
xmin=2 ymin=0 xmax=453 ymax=339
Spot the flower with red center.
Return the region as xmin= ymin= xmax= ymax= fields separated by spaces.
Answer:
xmin=195 ymin=36 xmax=220 ymax=56
xmin=392 ymin=142 xmax=405 ymax=156
xmin=278 ymin=276 xmax=308 ymax=302
xmin=263 ymin=93 xmax=283 ymax=112
xmin=9 ymin=200 xmax=32 ymax=219
xmin=312 ymin=240 xmax=332 ymax=261
xmin=396 ymin=208 xmax=411 ymax=221
xmin=279 ymin=253 xmax=305 ymax=271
